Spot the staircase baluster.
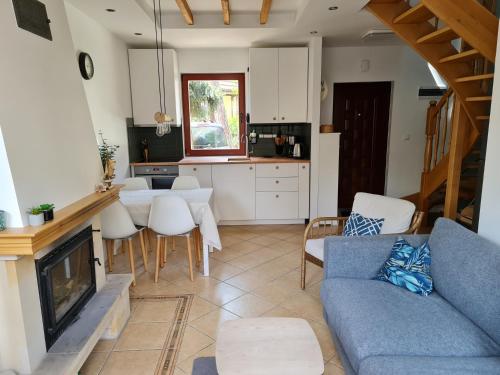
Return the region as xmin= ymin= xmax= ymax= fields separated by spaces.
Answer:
xmin=441 ymin=95 xmax=450 ymax=160
xmin=434 ymin=107 xmax=442 ymax=167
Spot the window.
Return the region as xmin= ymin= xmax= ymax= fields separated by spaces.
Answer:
xmin=182 ymin=73 xmax=246 ymax=156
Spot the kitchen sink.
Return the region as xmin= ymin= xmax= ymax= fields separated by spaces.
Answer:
xmin=227 ymin=157 xmax=252 ymax=162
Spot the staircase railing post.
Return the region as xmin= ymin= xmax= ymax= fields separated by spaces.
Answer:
xmin=444 ymin=100 xmax=468 ymax=219
xmin=419 ymin=101 xmax=437 ymax=217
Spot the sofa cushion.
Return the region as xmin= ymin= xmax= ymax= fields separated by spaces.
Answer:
xmin=305 ymin=238 xmax=324 ymax=260
xmin=320 ymin=278 xmax=500 ymax=373
xmin=359 ymin=355 xmax=500 ymax=375
xmin=429 ymin=218 xmax=500 ymax=344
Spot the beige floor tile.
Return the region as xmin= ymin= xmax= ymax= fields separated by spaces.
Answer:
xmin=100 ymin=350 xmax=162 ymax=375
xmin=114 ymin=322 xmax=171 ymax=350
xmin=266 ymin=241 xmax=301 ymax=255
xmin=259 ymin=305 xmax=303 ymax=319
xmin=308 ymin=319 xmax=336 ymax=361
xmin=251 ymin=281 xmax=296 ymax=305
xmin=189 ymin=308 xmax=239 ymax=339
xmin=220 ymin=234 xmax=244 ymax=248
xmin=130 ymin=300 xmax=179 ymax=323
xmin=223 ymin=293 xmax=275 ymax=318
xmin=172 ymin=276 xmax=221 ymax=295
xmin=177 ymin=343 xmax=216 ymax=373
xmin=225 ymin=271 xmax=269 ymax=292
xmin=197 ymin=282 xmax=247 ymax=306
xmin=210 ymin=262 xmax=245 ymax=281
xmin=188 ymin=296 xmax=219 ymax=322
xmin=306 ymin=280 xmax=323 ymax=300
xmin=92 ymin=339 xmax=115 ymax=353
xmin=79 ymin=351 xmax=108 ymax=375
xmin=280 ymin=291 xmax=325 ymax=324
xmin=129 ymin=272 xmax=190 ymax=297
xmin=230 ymin=231 xmax=260 ymax=241
xmin=250 ymin=235 xmax=280 ymax=247
xmin=227 ymin=248 xmax=281 ymax=270
xmin=173 ymin=366 xmax=187 ymax=374
xmin=177 ymin=326 xmax=214 ymax=362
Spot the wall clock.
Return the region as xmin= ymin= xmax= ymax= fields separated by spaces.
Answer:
xmin=78 ymin=52 xmax=94 ymax=80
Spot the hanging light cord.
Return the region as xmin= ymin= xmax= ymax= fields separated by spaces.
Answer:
xmin=158 ymin=0 xmax=167 ymax=116
xmin=153 ymin=0 xmax=163 ymax=116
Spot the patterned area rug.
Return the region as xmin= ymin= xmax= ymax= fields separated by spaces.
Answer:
xmin=132 ymin=294 xmax=194 ymax=375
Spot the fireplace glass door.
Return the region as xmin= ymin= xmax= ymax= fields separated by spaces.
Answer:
xmin=36 ymin=226 xmax=97 ymax=349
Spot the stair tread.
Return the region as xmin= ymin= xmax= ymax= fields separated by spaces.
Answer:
xmin=456 ymin=73 xmax=494 ymax=83
xmin=417 ymin=27 xmax=458 ymax=44
xmin=465 ymin=96 xmax=493 ymax=102
xmin=439 ymin=49 xmax=481 ymax=64
xmin=393 ymin=3 xmax=434 ymax=24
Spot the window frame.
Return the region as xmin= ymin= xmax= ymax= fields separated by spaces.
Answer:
xmin=182 ymin=73 xmax=246 ymax=157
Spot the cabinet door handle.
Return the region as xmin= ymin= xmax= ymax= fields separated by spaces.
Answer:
xmin=275 ymin=166 xmax=279 ymax=170
xmin=275 ymin=180 xmax=279 ymax=184
xmin=275 ymin=194 xmax=279 ymax=198
xmin=273 ymin=117 xmax=277 ymax=121
xmin=302 ymin=165 xmax=306 ymax=169
xmin=282 ymin=117 xmax=285 ymax=121
xmin=193 ymin=168 xmax=197 ymax=171
xmin=249 ymin=166 xmax=253 ymax=170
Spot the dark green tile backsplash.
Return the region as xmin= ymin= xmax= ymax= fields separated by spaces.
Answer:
xmin=127 ymin=125 xmax=184 ymax=163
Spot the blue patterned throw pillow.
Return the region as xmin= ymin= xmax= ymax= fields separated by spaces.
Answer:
xmin=342 ymin=212 xmax=384 ymax=237
xmin=376 ymin=238 xmax=433 ymax=296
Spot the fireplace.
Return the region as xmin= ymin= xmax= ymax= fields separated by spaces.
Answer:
xmin=36 ymin=226 xmax=97 ymax=349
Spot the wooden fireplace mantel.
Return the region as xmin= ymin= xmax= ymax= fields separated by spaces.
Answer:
xmin=0 ymin=186 xmax=122 ymax=256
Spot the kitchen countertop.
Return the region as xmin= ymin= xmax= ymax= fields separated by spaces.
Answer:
xmin=130 ymin=156 xmax=310 ymax=167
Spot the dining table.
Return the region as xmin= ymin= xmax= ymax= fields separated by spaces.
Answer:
xmin=119 ymin=188 xmax=221 ymax=276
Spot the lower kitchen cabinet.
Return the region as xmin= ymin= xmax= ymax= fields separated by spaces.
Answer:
xmin=256 ymin=192 xmax=299 ymax=220
xmin=179 ymin=165 xmax=213 ymax=188
xmin=212 ymin=164 xmax=256 ymax=221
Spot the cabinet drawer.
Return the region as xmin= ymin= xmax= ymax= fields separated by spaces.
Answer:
xmin=256 ymin=163 xmax=298 ymax=178
xmin=179 ymin=165 xmax=212 ymax=188
xmin=256 ymin=192 xmax=298 ymax=220
xmin=256 ymin=177 xmax=298 ymax=192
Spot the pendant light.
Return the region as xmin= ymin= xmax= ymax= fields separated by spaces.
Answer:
xmin=153 ymin=0 xmax=172 ymax=137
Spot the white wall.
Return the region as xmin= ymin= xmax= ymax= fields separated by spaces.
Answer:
xmin=478 ymin=26 xmax=500 ymax=245
xmin=0 ymin=0 xmax=102 ymax=228
xmin=176 ymin=48 xmax=249 ymax=73
xmin=321 ymin=45 xmax=436 ymax=198
xmin=65 ymin=3 xmax=132 ymax=183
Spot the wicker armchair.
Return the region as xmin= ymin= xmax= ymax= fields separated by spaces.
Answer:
xmin=301 ymin=193 xmax=424 ymax=289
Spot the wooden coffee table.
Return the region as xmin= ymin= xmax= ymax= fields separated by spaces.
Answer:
xmin=216 ymin=318 xmax=324 ymax=375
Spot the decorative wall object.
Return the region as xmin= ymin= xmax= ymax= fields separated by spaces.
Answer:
xmin=12 ymin=0 xmax=52 ymax=41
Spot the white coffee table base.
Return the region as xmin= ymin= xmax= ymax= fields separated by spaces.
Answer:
xmin=216 ymin=318 xmax=324 ymax=375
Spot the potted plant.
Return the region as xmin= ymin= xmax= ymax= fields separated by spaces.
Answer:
xmin=39 ymin=203 xmax=55 ymax=222
xmin=98 ymin=131 xmax=119 ymax=189
xmin=27 ymin=207 xmax=44 ymax=226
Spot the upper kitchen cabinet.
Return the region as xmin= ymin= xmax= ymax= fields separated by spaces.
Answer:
xmin=249 ymin=47 xmax=308 ymax=124
xmin=128 ymin=49 xmax=181 ymax=126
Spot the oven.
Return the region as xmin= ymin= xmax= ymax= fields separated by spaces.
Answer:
xmin=131 ymin=165 xmax=179 ymax=190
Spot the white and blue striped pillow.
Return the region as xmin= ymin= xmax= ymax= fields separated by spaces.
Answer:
xmin=342 ymin=212 xmax=384 ymax=237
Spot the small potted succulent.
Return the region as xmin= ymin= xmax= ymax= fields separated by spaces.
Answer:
xmin=27 ymin=207 xmax=44 ymax=226
xmin=39 ymin=203 xmax=55 ymax=222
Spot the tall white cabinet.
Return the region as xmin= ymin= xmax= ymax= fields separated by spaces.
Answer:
xmin=128 ymin=49 xmax=181 ymax=125
xmin=249 ymin=47 xmax=309 ymax=124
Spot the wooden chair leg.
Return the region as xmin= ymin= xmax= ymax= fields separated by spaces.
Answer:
xmin=127 ymin=238 xmax=136 ymax=287
xmin=121 ymin=238 xmax=126 ymax=254
xmin=143 ymin=228 xmax=150 ymax=253
xmin=194 ymin=228 xmax=201 ymax=269
xmin=164 ymin=236 xmax=168 ymax=263
xmin=105 ymin=239 xmax=114 ymax=272
xmin=186 ymin=234 xmax=194 ymax=282
xmin=300 ymin=248 xmax=307 ymax=290
xmin=155 ymin=235 xmax=161 ymax=283
xmin=160 ymin=237 xmax=165 ymax=268
xmin=139 ymin=231 xmax=148 ymax=272
xmin=147 ymin=229 xmax=155 ymax=253
xmin=171 ymin=237 xmax=176 ymax=252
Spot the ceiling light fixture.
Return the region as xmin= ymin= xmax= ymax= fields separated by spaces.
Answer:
xmin=329 ymin=6 xmax=339 ymax=11
xmin=105 ymin=8 xmax=116 ymax=12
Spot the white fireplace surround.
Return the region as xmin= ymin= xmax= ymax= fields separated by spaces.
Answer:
xmin=0 ymin=215 xmax=132 ymax=374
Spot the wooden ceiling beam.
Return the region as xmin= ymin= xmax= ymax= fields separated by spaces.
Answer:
xmin=260 ymin=0 xmax=272 ymax=24
xmin=221 ymin=0 xmax=230 ymax=25
xmin=175 ymin=0 xmax=194 ymax=25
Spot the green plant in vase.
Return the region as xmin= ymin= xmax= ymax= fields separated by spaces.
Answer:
xmin=98 ymin=131 xmax=119 ymax=188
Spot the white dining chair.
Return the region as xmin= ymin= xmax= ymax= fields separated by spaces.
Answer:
xmin=123 ymin=177 xmax=150 ymax=191
xmin=148 ymin=195 xmax=201 ymax=283
xmin=171 ymin=176 xmax=201 ymax=190
xmin=101 ymin=201 xmax=149 ymax=286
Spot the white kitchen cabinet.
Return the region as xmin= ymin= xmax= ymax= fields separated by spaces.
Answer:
xmin=278 ymin=48 xmax=309 ymax=123
xmin=318 ymin=134 xmax=340 ymax=217
xmin=249 ymin=48 xmax=279 ymax=124
xmin=212 ymin=164 xmax=256 ymax=221
xmin=128 ymin=49 xmax=181 ymax=125
xmin=256 ymin=163 xmax=298 ymax=178
xmin=179 ymin=165 xmax=213 ymax=188
xmin=298 ymin=163 xmax=310 ymax=219
xmin=249 ymin=47 xmax=308 ymax=124
xmin=256 ymin=192 xmax=298 ymax=220
xmin=256 ymin=177 xmax=298 ymax=192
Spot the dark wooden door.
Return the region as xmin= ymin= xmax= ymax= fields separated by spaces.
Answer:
xmin=334 ymin=82 xmax=391 ymax=214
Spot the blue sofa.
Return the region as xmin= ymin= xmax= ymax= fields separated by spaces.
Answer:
xmin=320 ymin=218 xmax=500 ymax=375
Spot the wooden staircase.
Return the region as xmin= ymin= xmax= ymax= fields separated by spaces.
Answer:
xmin=366 ymin=0 xmax=498 ymax=225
